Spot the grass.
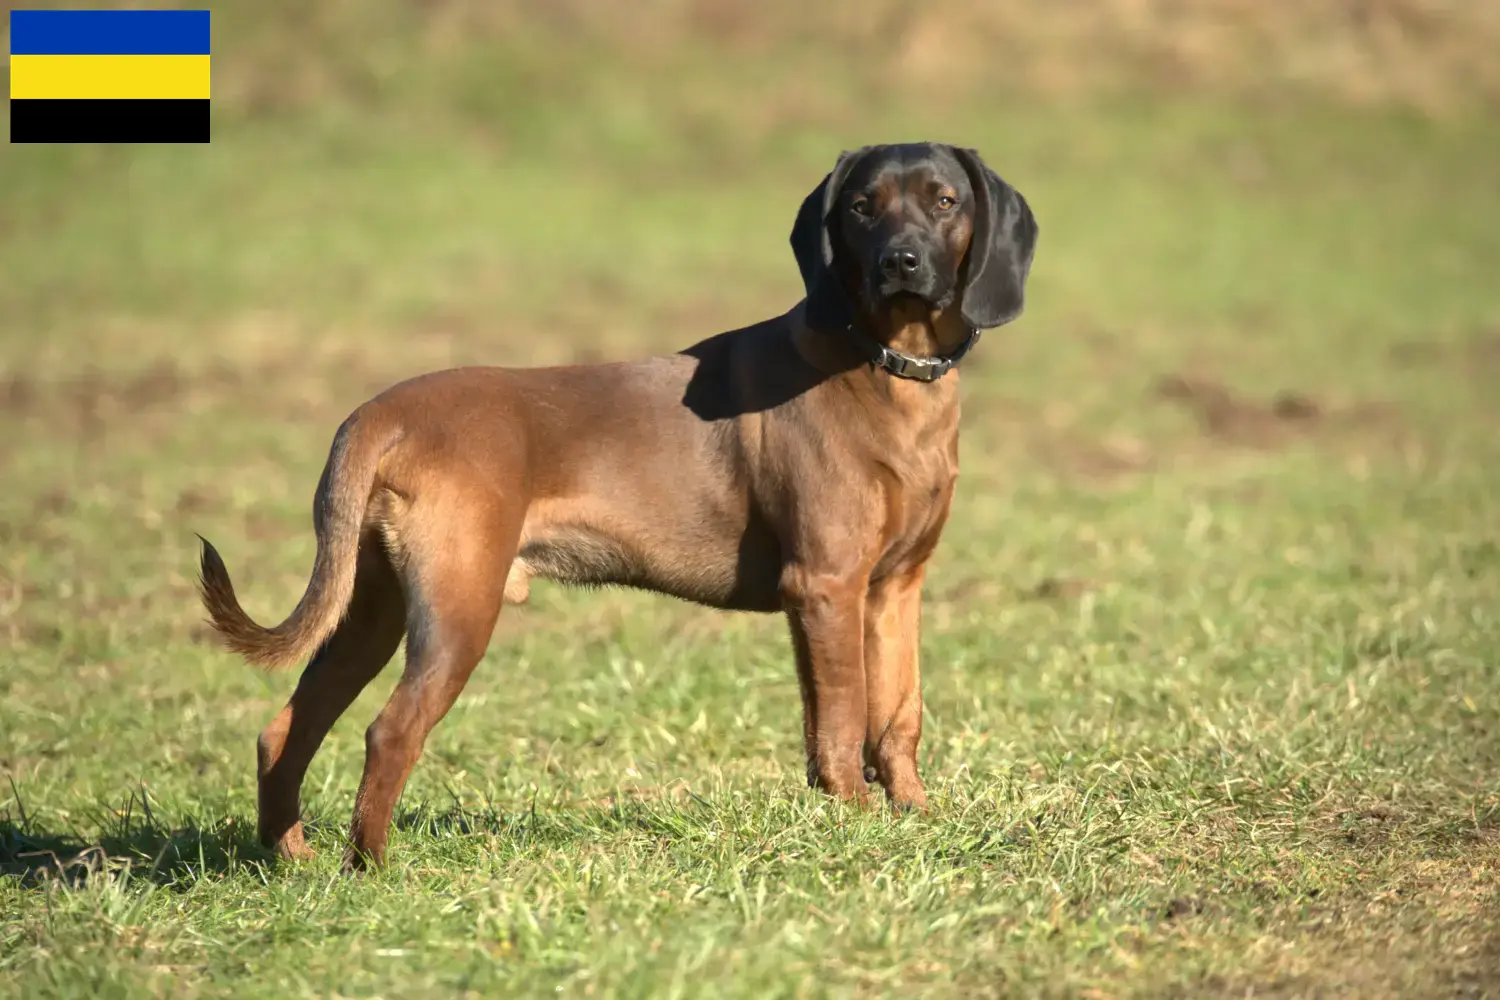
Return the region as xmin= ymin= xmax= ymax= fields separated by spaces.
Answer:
xmin=4 ymin=5 xmax=1500 ymax=996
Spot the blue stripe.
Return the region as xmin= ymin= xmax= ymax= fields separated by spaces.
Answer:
xmin=10 ymin=10 xmax=210 ymax=55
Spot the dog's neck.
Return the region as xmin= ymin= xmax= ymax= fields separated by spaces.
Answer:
xmin=870 ymin=298 xmax=972 ymax=358
xmin=790 ymin=302 xmax=974 ymax=380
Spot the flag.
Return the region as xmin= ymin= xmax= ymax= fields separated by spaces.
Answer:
xmin=10 ymin=9 xmax=211 ymax=143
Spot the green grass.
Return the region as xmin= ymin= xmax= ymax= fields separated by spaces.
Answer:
xmin=4 ymin=12 xmax=1500 ymax=996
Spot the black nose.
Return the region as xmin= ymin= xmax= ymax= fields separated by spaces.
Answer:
xmin=879 ymin=247 xmax=921 ymax=278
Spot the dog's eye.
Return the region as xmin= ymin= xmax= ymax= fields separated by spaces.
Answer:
xmin=850 ymin=198 xmax=873 ymax=218
xmin=936 ymin=195 xmax=957 ymax=211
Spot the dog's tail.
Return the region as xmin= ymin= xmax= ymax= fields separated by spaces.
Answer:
xmin=197 ymin=411 xmax=402 ymax=671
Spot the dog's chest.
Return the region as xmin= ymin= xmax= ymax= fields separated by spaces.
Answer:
xmin=870 ymin=427 xmax=960 ymax=580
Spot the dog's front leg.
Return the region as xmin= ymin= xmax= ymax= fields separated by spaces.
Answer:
xmin=863 ymin=567 xmax=928 ymax=810
xmin=783 ymin=567 xmax=871 ymax=800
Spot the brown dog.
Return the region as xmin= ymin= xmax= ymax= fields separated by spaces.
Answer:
xmin=198 ymin=143 xmax=1038 ymax=869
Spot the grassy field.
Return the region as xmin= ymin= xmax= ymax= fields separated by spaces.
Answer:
xmin=4 ymin=4 xmax=1500 ymax=997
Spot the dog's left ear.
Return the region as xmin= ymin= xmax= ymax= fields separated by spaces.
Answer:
xmin=790 ymin=146 xmax=872 ymax=332
xmin=949 ymin=146 xmax=1039 ymax=330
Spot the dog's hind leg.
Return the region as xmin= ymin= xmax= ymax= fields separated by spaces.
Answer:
xmin=342 ymin=480 xmax=519 ymax=870
xmin=256 ymin=535 xmax=406 ymax=860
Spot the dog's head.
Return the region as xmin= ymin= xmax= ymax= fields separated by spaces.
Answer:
xmin=790 ymin=143 xmax=1038 ymax=336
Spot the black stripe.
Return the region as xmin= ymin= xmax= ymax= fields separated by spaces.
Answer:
xmin=10 ymin=99 xmax=210 ymax=143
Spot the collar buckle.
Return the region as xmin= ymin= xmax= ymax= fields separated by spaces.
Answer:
xmin=858 ymin=329 xmax=979 ymax=382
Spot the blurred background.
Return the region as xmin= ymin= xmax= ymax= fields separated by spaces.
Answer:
xmin=3 ymin=0 xmax=1500 ymax=654
xmin=2 ymin=0 xmax=1498 ymax=656
xmin=5 ymin=0 xmax=1500 ymax=367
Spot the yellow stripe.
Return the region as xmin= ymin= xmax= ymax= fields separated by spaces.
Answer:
xmin=10 ymin=55 xmax=210 ymax=100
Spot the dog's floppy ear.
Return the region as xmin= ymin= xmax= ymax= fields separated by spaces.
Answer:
xmin=790 ymin=147 xmax=871 ymax=332
xmin=949 ymin=146 xmax=1039 ymax=330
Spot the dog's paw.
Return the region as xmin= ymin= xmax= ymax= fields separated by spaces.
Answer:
xmin=269 ymin=830 xmax=316 ymax=862
xmin=887 ymin=783 xmax=929 ymax=814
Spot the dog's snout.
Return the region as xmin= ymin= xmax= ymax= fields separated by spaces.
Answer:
xmin=879 ymin=247 xmax=921 ymax=278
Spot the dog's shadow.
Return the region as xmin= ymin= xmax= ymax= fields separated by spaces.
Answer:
xmin=2 ymin=794 xmax=621 ymax=888
xmin=678 ymin=324 xmax=846 ymax=422
xmin=3 ymin=792 xmax=789 ymax=887
xmin=1 ymin=793 xmax=271 ymax=890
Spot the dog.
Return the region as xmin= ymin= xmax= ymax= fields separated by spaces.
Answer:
xmin=198 ymin=143 xmax=1038 ymax=869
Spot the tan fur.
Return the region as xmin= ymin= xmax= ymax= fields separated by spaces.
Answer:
xmin=196 ymin=143 xmax=1035 ymax=869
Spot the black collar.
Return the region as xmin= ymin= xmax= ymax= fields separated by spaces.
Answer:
xmin=848 ymin=326 xmax=980 ymax=382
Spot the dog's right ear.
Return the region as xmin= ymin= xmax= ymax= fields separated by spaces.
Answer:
xmin=789 ymin=147 xmax=870 ymax=332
